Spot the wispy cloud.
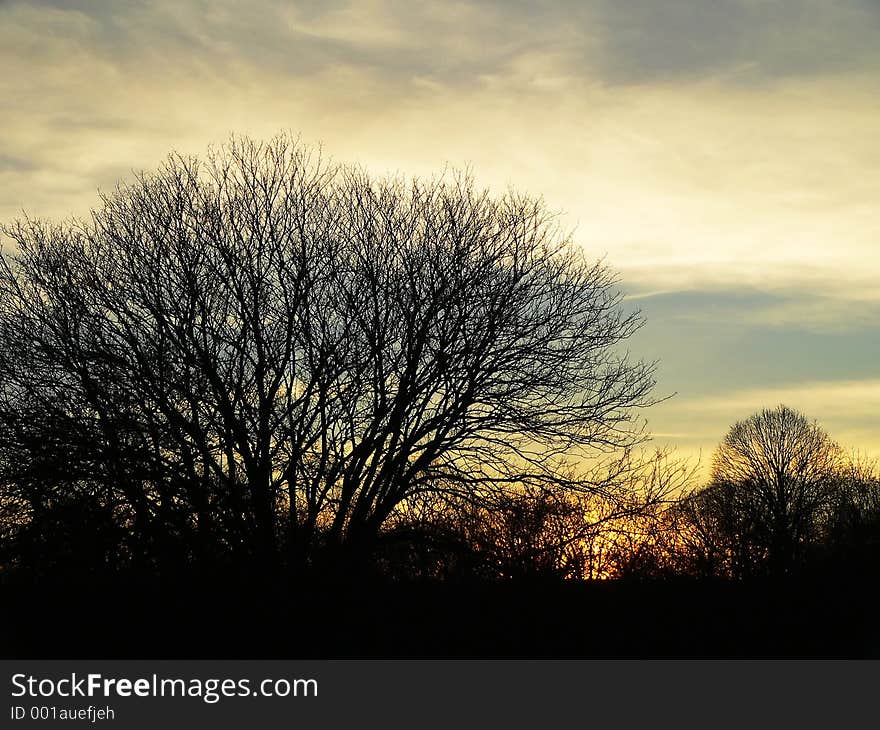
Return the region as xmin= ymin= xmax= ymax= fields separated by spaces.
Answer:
xmin=592 ymin=0 xmax=880 ymax=84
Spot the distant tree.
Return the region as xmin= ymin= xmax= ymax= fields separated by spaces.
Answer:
xmin=0 ymin=133 xmax=657 ymax=575
xmin=823 ymin=454 xmax=880 ymax=573
xmin=679 ymin=405 xmax=844 ymax=578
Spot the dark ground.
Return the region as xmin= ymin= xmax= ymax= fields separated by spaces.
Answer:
xmin=2 ymin=571 xmax=878 ymax=658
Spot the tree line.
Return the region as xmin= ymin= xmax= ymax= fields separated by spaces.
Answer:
xmin=368 ymin=405 xmax=880 ymax=582
xmin=0 ymin=135 xmax=877 ymax=585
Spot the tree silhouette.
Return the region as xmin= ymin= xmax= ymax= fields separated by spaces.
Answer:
xmin=0 ymin=134 xmax=657 ymax=575
xmin=823 ymin=454 xmax=880 ymax=574
xmin=680 ymin=405 xmax=844 ymax=578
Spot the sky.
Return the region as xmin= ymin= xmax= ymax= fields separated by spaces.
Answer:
xmin=1 ymin=0 xmax=878 ymax=472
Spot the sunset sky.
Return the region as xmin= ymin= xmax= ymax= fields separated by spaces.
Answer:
xmin=2 ymin=0 xmax=878 ymax=470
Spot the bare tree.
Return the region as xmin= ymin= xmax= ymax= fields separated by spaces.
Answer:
xmin=823 ymin=453 xmax=880 ymax=570
xmin=0 ymin=133 xmax=657 ymax=575
xmin=679 ymin=405 xmax=844 ymax=578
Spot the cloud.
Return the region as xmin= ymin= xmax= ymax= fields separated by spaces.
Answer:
xmin=592 ymin=0 xmax=880 ymax=84
xmin=4 ymin=0 xmax=877 ymax=102
xmin=629 ymin=287 xmax=880 ymax=395
xmin=2 ymin=1 xmax=877 ymax=281
xmin=0 ymin=154 xmax=39 ymax=173
xmin=627 ymin=281 xmax=880 ymax=332
xmin=2 ymin=0 xmax=579 ymax=87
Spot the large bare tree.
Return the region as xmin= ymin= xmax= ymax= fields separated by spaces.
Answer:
xmin=0 ymin=134 xmax=657 ymax=573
